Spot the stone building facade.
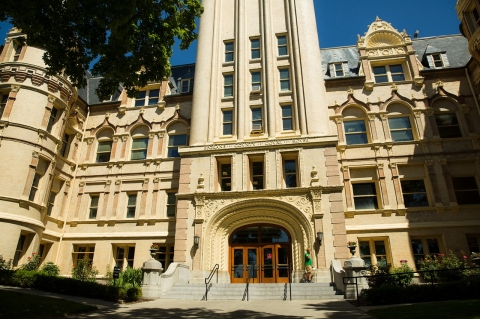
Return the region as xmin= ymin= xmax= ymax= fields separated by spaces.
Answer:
xmin=0 ymin=0 xmax=479 ymax=284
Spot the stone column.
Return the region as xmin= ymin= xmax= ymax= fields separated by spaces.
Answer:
xmin=141 ymin=254 xmax=163 ymax=299
xmin=343 ymin=253 xmax=369 ymax=300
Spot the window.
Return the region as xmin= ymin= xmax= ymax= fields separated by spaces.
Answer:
xmin=180 ymin=79 xmax=193 ymax=93
xmin=251 ymin=107 xmax=263 ymax=132
xmin=222 ymin=110 xmax=233 ymax=135
xmin=126 ymin=193 xmax=137 ymax=218
xmin=352 ymin=183 xmax=379 ymax=210
xmin=29 ymin=158 xmax=50 ymax=202
xmin=251 ymin=161 xmax=264 ymax=190
xmin=38 ymin=243 xmax=50 ymax=264
xmin=167 ymin=134 xmax=187 ymax=158
xmin=153 ymin=244 xmax=175 ymax=271
xmin=466 ymin=7 xmax=480 ymax=34
xmin=115 ymin=246 xmax=135 ymax=269
xmin=60 ymin=134 xmax=70 ymax=158
xmin=467 ymin=236 xmax=480 ymax=254
xmin=435 ymin=113 xmax=462 ymax=138
xmin=251 ymin=71 xmax=261 ymax=91
xmin=333 ymin=63 xmax=344 ymax=77
xmin=166 ymin=192 xmax=177 ymax=217
xmin=89 ymin=195 xmax=99 ymax=219
xmin=431 ymin=54 xmax=443 ymax=68
xmin=0 ymin=94 xmax=7 ymax=118
xmin=344 ymin=120 xmax=368 ymax=145
xmin=401 ymin=180 xmax=428 ymax=207
xmin=372 ymin=64 xmax=405 ymax=83
xmin=13 ymin=234 xmax=27 ymax=267
xmin=411 ymin=238 xmax=440 ymax=269
xmin=279 ymin=69 xmax=290 ymax=91
xmin=46 ymin=107 xmax=58 ymax=133
xmin=281 ymin=105 xmax=293 ymax=131
xmin=452 ymin=176 xmax=480 ymax=204
xmin=251 ymin=38 xmax=260 ymax=59
xmin=97 ymin=141 xmax=113 ymax=162
xmin=73 ymin=245 xmax=95 ymax=265
xmin=359 ymin=239 xmax=389 ymax=268
xmin=389 ymin=117 xmax=413 ymax=142
xmin=219 ymin=162 xmax=232 ymax=191
xmin=46 ymin=190 xmax=58 ymax=216
xmin=284 ymin=159 xmax=297 ymax=188
xmin=224 ymin=74 xmax=234 ymax=97
xmin=225 ymin=41 xmax=234 ymax=62
xmin=131 ymin=137 xmax=148 ymax=160
xmin=277 ymin=35 xmax=287 ymax=56
xmin=134 ymin=89 xmax=159 ymax=107
xmin=13 ymin=44 xmax=23 ymax=61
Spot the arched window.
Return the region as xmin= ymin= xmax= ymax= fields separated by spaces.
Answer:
xmin=96 ymin=129 xmax=114 ymax=163
xmin=433 ymin=99 xmax=462 ymax=138
xmin=387 ymin=103 xmax=414 ymax=142
xmin=167 ymin=123 xmax=188 ymax=158
xmin=343 ymin=107 xmax=369 ymax=145
xmin=130 ymin=126 xmax=149 ymax=160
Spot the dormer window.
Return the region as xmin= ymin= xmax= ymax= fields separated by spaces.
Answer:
xmin=372 ymin=64 xmax=405 ymax=83
xmin=431 ymin=54 xmax=443 ymax=67
xmin=334 ymin=63 xmax=344 ymax=77
xmin=180 ymin=79 xmax=193 ymax=93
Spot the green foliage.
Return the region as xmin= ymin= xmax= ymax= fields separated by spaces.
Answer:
xmin=11 ymin=269 xmax=38 ymax=287
xmin=20 ymin=253 xmax=41 ymax=271
xmin=71 ymin=256 xmax=99 ymax=282
xmin=367 ymin=261 xmax=414 ymax=288
xmin=0 ymin=270 xmax=14 ymax=285
xmin=389 ymin=260 xmax=414 ymax=288
xmin=110 ymin=267 xmax=143 ymax=295
xmin=40 ymin=262 xmax=60 ymax=276
xmin=418 ymin=250 xmax=470 ymax=282
xmin=0 ymin=255 xmax=12 ymax=270
xmin=0 ymin=0 xmax=203 ymax=100
xmin=126 ymin=287 xmax=142 ymax=301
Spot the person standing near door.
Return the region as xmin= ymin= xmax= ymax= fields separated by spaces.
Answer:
xmin=304 ymin=248 xmax=313 ymax=283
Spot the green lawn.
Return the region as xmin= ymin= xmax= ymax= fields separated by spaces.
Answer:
xmin=0 ymin=290 xmax=98 ymax=318
xmin=367 ymin=300 xmax=480 ymax=319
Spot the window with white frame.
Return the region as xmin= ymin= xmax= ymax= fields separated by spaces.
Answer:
xmin=134 ymin=88 xmax=159 ymax=107
xmin=224 ymin=74 xmax=234 ymax=97
xmin=277 ymin=35 xmax=287 ymax=56
xmin=344 ymin=120 xmax=368 ymax=145
xmin=222 ymin=110 xmax=233 ymax=136
xmin=73 ymin=245 xmax=95 ymax=266
xmin=279 ymin=68 xmax=290 ymax=91
xmin=180 ymin=79 xmax=193 ymax=93
xmin=89 ymin=195 xmax=99 ymax=219
xmin=281 ymin=105 xmax=293 ymax=131
xmin=401 ymin=180 xmax=428 ymax=207
xmin=225 ymin=41 xmax=234 ymax=62
xmin=115 ymin=246 xmax=135 ymax=269
xmin=126 ymin=193 xmax=137 ymax=218
xmin=152 ymin=244 xmax=175 ymax=271
xmin=251 ymin=38 xmax=260 ymax=59
xmin=46 ymin=107 xmax=58 ymax=133
xmin=167 ymin=134 xmax=187 ymax=158
xmin=251 ymin=107 xmax=263 ymax=132
xmin=166 ymin=192 xmax=177 ymax=217
xmin=29 ymin=158 xmax=50 ymax=202
xmin=352 ymin=183 xmax=379 ymax=210
xmin=131 ymin=137 xmax=148 ymax=160
xmin=452 ymin=176 xmax=480 ymax=205
xmin=96 ymin=140 xmax=113 ymax=162
xmin=359 ymin=239 xmax=389 ymax=268
xmin=431 ymin=54 xmax=444 ymax=67
xmin=0 ymin=94 xmax=7 ymax=118
xmin=388 ymin=117 xmax=413 ymax=142
xmin=333 ymin=63 xmax=344 ymax=77
xmin=372 ymin=64 xmax=405 ymax=83
xmin=251 ymin=71 xmax=261 ymax=91
xmin=434 ymin=113 xmax=462 ymax=138
xmin=411 ymin=237 xmax=441 ymax=269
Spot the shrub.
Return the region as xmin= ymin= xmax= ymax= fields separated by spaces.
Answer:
xmin=20 ymin=253 xmax=41 ymax=271
xmin=126 ymin=287 xmax=142 ymax=301
xmin=0 ymin=255 xmax=12 ymax=270
xmin=40 ymin=262 xmax=60 ymax=276
xmin=110 ymin=267 xmax=142 ymax=293
xmin=367 ymin=261 xmax=413 ymax=288
xmin=0 ymin=270 xmax=14 ymax=285
xmin=419 ymin=250 xmax=469 ymax=282
xmin=389 ymin=260 xmax=414 ymax=288
xmin=72 ymin=256 xmax=98 ymax=282
xmin=11 ymin=270 xmax=37 ymax=287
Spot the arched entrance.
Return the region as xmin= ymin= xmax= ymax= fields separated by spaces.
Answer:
xmin=229 ymin=224 xmax=291 ymax=283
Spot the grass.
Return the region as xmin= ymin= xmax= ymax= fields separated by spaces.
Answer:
xmin=367 ymin=299 xmax=480 ymax=319
xmin=0 ymin=290 xmax=98 ymax=318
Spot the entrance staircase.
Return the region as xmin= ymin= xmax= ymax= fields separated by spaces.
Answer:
xmin=162 ymin=282 xmax=343 ymax=301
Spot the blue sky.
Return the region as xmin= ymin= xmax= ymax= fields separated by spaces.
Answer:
xmin=0 ymin=1 xmax=461 ymax=67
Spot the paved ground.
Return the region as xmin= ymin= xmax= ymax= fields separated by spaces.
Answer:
xmin=1 ymin=285 xmax=373 ymax=318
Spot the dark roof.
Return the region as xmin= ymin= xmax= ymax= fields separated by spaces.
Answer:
xmin=320 ymin=34 xmax=470 ymax=79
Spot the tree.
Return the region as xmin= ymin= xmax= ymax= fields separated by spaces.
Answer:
xmin=0 ymin=0 xmax=203 ymax=100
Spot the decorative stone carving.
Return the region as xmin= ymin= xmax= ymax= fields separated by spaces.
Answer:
xmin=197 ymin=174 xmax=205 ymax=189
xmin=205 ymin=138 xmax=309 ymax=151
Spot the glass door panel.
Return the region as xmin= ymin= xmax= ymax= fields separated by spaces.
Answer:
xmin=247 ymin=248 xmax=258 ymax=283
xmin=277 ymin=245 xmax=289 ymax=282
xmin=261 ymin=246 xmax=275 ymax=283
xmin=231 ymin=248 xmax=244 ymax=283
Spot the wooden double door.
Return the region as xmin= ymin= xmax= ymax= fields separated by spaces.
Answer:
xmin=230 ymin=244 xmax=290 ymax=283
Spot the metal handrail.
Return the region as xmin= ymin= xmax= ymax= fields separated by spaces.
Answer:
xmin=203 ymin=264 xmax=219 ymax=301
xmin=242 ymin=264 xmax=256 ymax=301
xmin=281 ymin=265 xmax=292 ymax=301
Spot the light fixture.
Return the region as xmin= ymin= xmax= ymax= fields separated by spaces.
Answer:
xmin=317 ymin=232 xmax=324 ymax=245
xmin=194 ymin=235 xmax=200 ymax=247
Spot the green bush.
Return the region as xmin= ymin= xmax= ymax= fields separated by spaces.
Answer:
xmin=367 ymin=260 xmax=414 ymax=288
xmin=126 ymin=287 xmax=142 ymax=301
xmin=0 ymin=270 xmax=14 ymax=285
xmin=40 ymin=262 xmax=60 ymax=276
xmin=71 ymin=256 xmax=99 ymax=282
xmin=0 ymin=255 xmax=12 ymax=270
xmin=20 ymin=253 xmax=41 ymax=271
xmin=389 ymin=260 xmax=414 ymax=288
xmin=11 ymin=270 xmax=37 ymax=287
xmin=419 ymin=250 xmax=470 ymax=282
